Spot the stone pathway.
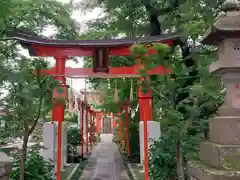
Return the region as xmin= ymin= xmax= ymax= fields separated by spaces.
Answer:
xmin=79 ymin=134 xmax=130 ymax=180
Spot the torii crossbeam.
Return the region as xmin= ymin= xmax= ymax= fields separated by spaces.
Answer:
xmin=39 ymin=65 xmax=171 ymax=78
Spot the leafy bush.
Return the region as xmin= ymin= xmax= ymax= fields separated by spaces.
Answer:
xmin=65 ymin=113 xmax=78 ymax=123
xmin=67 ymin=127 xmax=81 ymax=147
xmin=128 ymin=111 xmax=140 ymax=158
xmin=149 ymin=131 xmax=202 ymax=180
xmin=10 ymin=146 xmax=54 ymax=180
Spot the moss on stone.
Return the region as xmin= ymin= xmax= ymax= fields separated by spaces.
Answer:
xmin=188 ymin=160 xmax=240 ymax=177
xmin=222 ymin=153 xmax=240 ymax=170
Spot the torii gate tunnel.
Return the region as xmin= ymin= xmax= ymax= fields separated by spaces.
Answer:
xmin=12 ymin=32 xmax=182 ymax=180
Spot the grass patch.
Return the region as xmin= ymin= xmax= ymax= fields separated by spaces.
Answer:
xmin=70 ymin=159 xmax=88 ymax=180
xmin=60 ymin=164 xmax=77 ymax=179
xmin=123 ymin=162 xmax=135 ymax=180
xmin=130 ymin=163 xmax=144 ymax=180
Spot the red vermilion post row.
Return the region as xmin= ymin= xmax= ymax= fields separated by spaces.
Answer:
xmin=13 ymin=33 xmax=179 ymax=180
xmin=50 ymin=56 xmax=162 ymax=180
xmin=77 ymin=99 xmax=103 ymax=156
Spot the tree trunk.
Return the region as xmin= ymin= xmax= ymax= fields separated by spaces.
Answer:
xmin=176 ymin=141 xmax=185 ymax=180
xmin=20 ymin=133 xmax=29 ymax=180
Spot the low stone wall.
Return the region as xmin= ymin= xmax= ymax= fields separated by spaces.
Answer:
xmin=0 ymin=152 xmax=12 ymax=180
xmin=0 ymin=163 xmax=12 ymax=180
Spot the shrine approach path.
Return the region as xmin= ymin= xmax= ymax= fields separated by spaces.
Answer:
xmin=79 ymin=134 xmax=130 ymax=180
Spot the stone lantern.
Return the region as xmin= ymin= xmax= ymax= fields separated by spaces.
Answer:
xmin=188 ymin=0 xmax=240 ymax=179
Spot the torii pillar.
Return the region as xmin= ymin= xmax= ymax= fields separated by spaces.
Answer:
xmin=52 ymin=57 xmax=67 ymax=180
xmin=96 ymin=112 xmax=101 ymax=134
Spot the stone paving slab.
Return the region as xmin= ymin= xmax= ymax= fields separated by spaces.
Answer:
xmin=79 ymin=134 xmax=130 ymax=180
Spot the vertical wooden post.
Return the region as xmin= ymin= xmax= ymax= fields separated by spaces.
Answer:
xmin=78 ymin=102 xmax=81 ymax=154
xmin=137 ymin=55 xmax=152 ymax=180
xmin=125 ymin=107 xmax=130 ymax=157
xmin=54 ymin=57 xmax=66 ymax=180
xmin=81 ymin=102 xmax=84 ymax=157
xmin=90 ymin=109 xmax=93 ymax=147
xmin=119 ymin=115 xmax=123 ymax=146
xmin=86 ymin=106 xmax=89 ymax=154
xmin=100 ymin=113 xmax=102 ymax=133
xmin=56 ymin=121 xmax=63 ymax=180
xmin=138 ymin=80 xmax=152 ymax=180
xmin=77 ymin=99 xmax=81 ymax=152
xmin=112 ymin=114 xmax=114 ymax=133
xmin=93 ymin=112 xmax=96 ymax=144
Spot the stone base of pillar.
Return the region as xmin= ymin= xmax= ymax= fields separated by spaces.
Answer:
xmin=188 ymin=116 xmax=240 ymax=180
xmin=139 ymin=121 xmax=161 ymax=164
xmin=42 ymin=122 xmax=56 ymax=162
xmin=42 ymin=122 xmax=68 ymax=171
xmin=188 ymin=161 xmax=240 ymax=180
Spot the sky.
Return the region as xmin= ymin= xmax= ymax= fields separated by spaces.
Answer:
xmin=0 ymin=0 xmax=103 ymax=99
xmin=28 ymin=0 xmax=103 ymax=95
xmin=61 ymin=0 xmax=104 ymax=94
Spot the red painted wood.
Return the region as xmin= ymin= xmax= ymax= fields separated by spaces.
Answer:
xmin=57 ymin=121 xmax=62 ymax=180
xmin=89 ymin=111 xmax=93 ymax=147
xmin=137 ymin=58 xmax=152 ymax=180
xmin=111 ymin=114 xmax=114 ymax=133
xmin=81 ymin=104 xmax=84 ymax=157
xmin=138 ymin=78 xmax=153 ymax=121
xmin=96 ymin=112 xmax=101 ymax=133
xmin=86 ymin=106 xmax=89 ymax=153
xmin=52 ymin=104 xmax=64 ymax=122
xmin=28 ymin=36 xmax=176 ymax=180
xmin=119 ymin=117 xmax=123 ymax=146
xmin=53 ymin=57 xmax=66 ymax=180
xmin=39 ymin=65 xmax=171 ymax=78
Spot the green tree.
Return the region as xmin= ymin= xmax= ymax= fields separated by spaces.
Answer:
xmin=0 ymin=1 xmax=78 ymax=180
xmin=78 ymin=0 xmax=225 ymax=179
xmin=3 ymin=60 xmax=58 ymax=180
xmin=10 ymin=145 xmax=54 ymax=180
xmin=67 ymin=127 xmax=81 ymax=147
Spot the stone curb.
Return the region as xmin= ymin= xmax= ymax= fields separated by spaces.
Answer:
xmin=127 ymin=163 xmax=137 ymax=180
xmin=66 ymin=164 xmax=80 ymax=180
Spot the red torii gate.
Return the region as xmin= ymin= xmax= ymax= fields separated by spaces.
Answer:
xmin=76 ymin=99 xmax=99 ymax=156
xmin=12 ymin=32 xmax=181 ymax=180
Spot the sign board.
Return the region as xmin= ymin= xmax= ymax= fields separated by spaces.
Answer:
xmin=93 ymin=48 xmax=109 ymax=73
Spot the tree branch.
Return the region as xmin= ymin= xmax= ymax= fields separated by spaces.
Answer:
xmin=28 ymin=70 xmax=43 ymax=135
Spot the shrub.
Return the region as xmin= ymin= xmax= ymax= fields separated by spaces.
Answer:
xmin=10 ymin=146 xmax=54 ymax=180
xmin=149 ymin=131 xmax=202 ymax=180
xmin=67 ymin=127 xmax=81 ymax=147
xmin=128 ymin=111 xmax=140 ymax=158
xmin=128 ymin=121 xmax=140 ymax=157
